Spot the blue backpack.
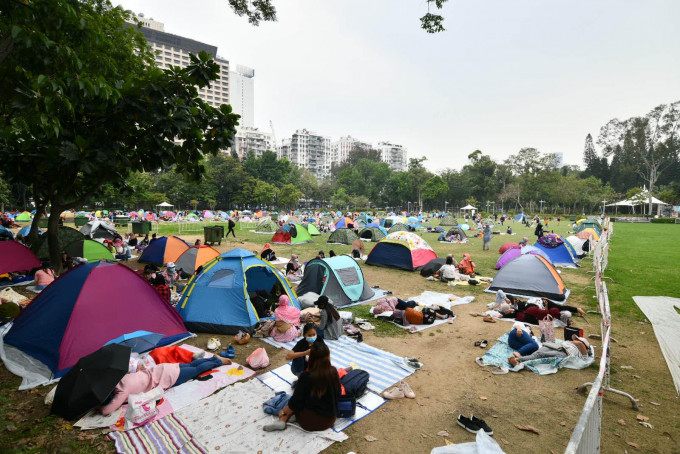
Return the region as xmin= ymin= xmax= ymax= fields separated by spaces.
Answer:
xmin=340 ymin=369 xmax=369 ymax=398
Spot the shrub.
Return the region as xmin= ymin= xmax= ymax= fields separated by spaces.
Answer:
xmin=650 ymin=218 xmax=676 ymax=224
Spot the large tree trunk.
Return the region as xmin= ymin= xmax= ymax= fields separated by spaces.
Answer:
xmin=26 ymin=202 xmax=45 ymax=247
xmin=47 ymin=207 xmax=64 ymax=274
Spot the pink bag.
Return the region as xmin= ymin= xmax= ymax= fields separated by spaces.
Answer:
xmin=247 ymin=347 xmax=270 ymax=369
xmin=539 ymin=315 xmax=556 ymax=343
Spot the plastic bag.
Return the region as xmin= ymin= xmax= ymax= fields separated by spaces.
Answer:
xmin=124 ymin=386 xmax=164 ymax=430
xmin=247 ymin=347 xmax=270 ymax=369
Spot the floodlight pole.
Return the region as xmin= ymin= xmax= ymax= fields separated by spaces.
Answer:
xmin=602 ymin=200 xmax=607 ymax=215
xmin=486 ymin=200 xmax=490 ymax=213
xmin=539 ymin=200 xmax=545 ymax=213
xmin=491 ymin=201 xmax=495 ymax=214
xmin=444 ymin=201 xmax=449 ymax=213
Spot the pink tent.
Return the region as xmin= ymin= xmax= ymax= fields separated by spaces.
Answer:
xmin=0 ymin=241 xmax=41 ymax=274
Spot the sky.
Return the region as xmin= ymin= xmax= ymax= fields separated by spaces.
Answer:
xmin=115 ymin=0 xmax=680 ymax=172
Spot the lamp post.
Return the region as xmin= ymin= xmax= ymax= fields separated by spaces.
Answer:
xmin=444 ymin=201 xmax=449 ymax=213
xmin=601 ymin=200 xmax=607 ymax=215
xmin=539 ymin=200 xmax=545 ymax=213
xmin=486 ymin=200 xmax=490 ymax=214
xmin=407 ymin=201 xmax=411 ymax=213
xmin=491 ymin=201 xmax=496 ymax=214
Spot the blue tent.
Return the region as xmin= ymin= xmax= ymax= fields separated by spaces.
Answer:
xmin=514 ymin=213 xmax=526 ymax=222
xmin=532 ymin=242 xmax=579 ymax=267
xmin=177 ymin=249 xmax=300 ymax=334
xmin=17 ymin=225 xmax=43 ymax=237
xmin=138 ymin=236 xmax=190 ymax=266
xmin=296 ymin=256 xmax=375 ymax=307
xmin=0 ymin=225 xmax=14 ymax=240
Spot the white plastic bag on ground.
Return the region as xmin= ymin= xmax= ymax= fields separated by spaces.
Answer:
xmin=124 ymin=385 xmax=164 ymax=430
xmin=431 ymin=431 xmax=505 ymax=454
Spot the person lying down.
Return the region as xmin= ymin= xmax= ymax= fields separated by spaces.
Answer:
xmin=508 ymin=333 xmax=592 ymax=367
xmin=373 ymin=297 xmax=454 ymax=326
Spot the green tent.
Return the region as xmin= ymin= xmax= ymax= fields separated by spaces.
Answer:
xmin=306 ymin=224 xmax=321 ymax=236
xmin=254 ymin=219 xmax=279 ymax=234
xmin=15 ymin=211 xmax=32 ymax=222
xmin=31 ymin=226 xmax=87 ymax=260
xmin=439 ymin=215 xmax=457 ymax=226
xmin=320 ymin=216 xmax=334 ymax=225
xmin=328 ymin=228 xmax=358 ymax=245
xmin=388 ymin=223 xmax=409 ymax=233
xmin=271 ymin=224 xmax=313 ymax=244
xmin=575 ymin=219 xmax=602 ymax=234
xmin=64 ymin=239 xmax=115 ymax=262
xmin=359 ymin=226 xmax=386 ymax=242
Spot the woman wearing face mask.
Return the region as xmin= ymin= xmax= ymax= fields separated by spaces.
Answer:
xmin=286 ymin=323 xmax=325 ymax=378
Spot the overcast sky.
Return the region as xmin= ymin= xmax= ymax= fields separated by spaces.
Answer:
xmin=116 ymin=0 xmax=680 ymax=172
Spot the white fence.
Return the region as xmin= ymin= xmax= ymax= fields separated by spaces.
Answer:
xmin=565 ymin=220 xmax=638 ymax=454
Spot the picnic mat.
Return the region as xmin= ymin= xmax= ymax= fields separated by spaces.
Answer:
xmin=259 ymin=335 xmax=416 ymax=393
xmin=0 ymin=280 xmax=35 ymax=289
xmin=633 ymin=296 xmax=680 ymax=395
xmin=109 ymin=380 xmax=348 ymax=454
xmin=340 ymin=288 xmax=391 ymax=308
xmin=371 ymin=291 xmax=474 ymax=332
xmin=76 ymin=346 xmax=255 ymax=431
xmin=258 ymin=365 xmax=386 ymax=431
xmin=477 ymin=333 xmax=594 ymax=375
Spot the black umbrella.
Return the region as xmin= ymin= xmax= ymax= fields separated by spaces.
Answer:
xmin=51 ymin=343 xmax=132 ymax=420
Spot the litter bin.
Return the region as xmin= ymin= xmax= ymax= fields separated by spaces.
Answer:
xmin=204 ymin=226 xmax=222 ymax=246
xmin=74 ymin=216 xmax=89 ymax=227
xmin=114 ymin=216 xmax=129 ymax=227
xmin=131 ymin=221 xmax=151 ymax=235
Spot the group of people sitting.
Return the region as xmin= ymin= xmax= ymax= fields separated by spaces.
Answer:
xmin=138 ymin=263 xmax=179 ymax=304
xmin=429 ymin=254 xmax=477 ymax=283
xmin=270 ymin=294 xmax=344 ymax=342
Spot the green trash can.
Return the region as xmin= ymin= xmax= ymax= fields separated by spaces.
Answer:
xmin=114 ymin=216 xmax=129 ymax=227
xmin=204 ymin=226 xmax=222 ymax=246
xmin=37 ymin=218 xmax=49 ymax=228
xmin=131 ymin=221 xmax=151 ymax=235
xmin=74 ymin=216 xmax=89 ymax=227
xmin=215 ymin=225 xmax=225 ymax=238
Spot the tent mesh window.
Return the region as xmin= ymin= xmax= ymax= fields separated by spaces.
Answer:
xmin=209 ymin=269 xmax=235 ymax=288
xmin=335 ymin=267 xmax=360 ymax=286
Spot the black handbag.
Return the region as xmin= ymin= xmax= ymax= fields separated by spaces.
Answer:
xmin=564 ymin=326 xmax=584 ymax=341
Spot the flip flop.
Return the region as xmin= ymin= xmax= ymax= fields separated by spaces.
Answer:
xmin=480 ymin=340 xmax=488 ymax=348
xmin=474 ymin=340 xmax=482 ymax=347
xmin=482 ymin=316 xmax=496 ymax=323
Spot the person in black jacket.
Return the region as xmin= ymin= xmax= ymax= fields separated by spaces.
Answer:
xmin=263 ymin=342 xmax=339 ymax=432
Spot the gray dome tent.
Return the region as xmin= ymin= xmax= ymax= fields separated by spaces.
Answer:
xmin=359 ymin=226 xmax=386 ymax=242
xmin=327 ymin=228 xmax=358 ymax=245
xmin=31 ymin=226 xmax=86 ymax=260
xmin=439 ymin=215 xmax=457 ymax=226
xmin=388 ymin=223 xmax=409 ymax=234
xmin=79 ymin=220 xmax=118 ymax=241
xmin=296 ymin=256 xmax=375 ymax=307
xmin=487 ymin=254 xmax=568 ymax=302
xmin=446 ymin=227 xmax=467 ymax=240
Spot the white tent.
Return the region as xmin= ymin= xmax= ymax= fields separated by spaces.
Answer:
xmin=156 ymin=202 xmax=173 ymax=208
xmin=461 ymin=204 xmax=477 ymax=210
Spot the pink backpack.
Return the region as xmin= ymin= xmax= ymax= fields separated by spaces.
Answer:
xmin=247 ymin=348 xmax=270 ymax=369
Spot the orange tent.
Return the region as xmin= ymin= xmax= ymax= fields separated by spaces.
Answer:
xmin=175 ymin=245 xmax=220 ymax=274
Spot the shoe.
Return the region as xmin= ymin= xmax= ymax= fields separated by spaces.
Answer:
xmin=471 ymin=416 xmax=493 ymax=435
xmin=406 ymin=358 xmax=423 ymax=369
xmin=491 ymin=366 xmax=508 ymax=375
xmin=220 ymin=345 xmax=235 ymax=358
xmin=457 ymin=414 xmax=482 ymax=434
xmin=398 ymin=380 xmax=415 ymax=398
xmin=426 ymin=276 xmax=435 ymax=281
xmin=382 ymin=387 xmax=405 ymax=399
xmin=479 ymin=340 xmax=488 ymax=348
xmin=475 ymin=357 xmax=485 ymax=367
xmin=408 ymin=326 xmax=418 ymax=333
xmin=474 ymin=340 xmax=482 ymax=347
xmin=359 ymin=322 xmax=375 ymax=331
xmin=207 ymin=337 xmax=221 ymax=350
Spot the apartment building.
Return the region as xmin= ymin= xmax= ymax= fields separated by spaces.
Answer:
xmin=233 ymin=127 xmax=274 ymax=160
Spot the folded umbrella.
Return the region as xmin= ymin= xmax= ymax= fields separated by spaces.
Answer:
xmin=105 ymin=330 xmax=164 ymax=353
xmin=51 ymin=344 xmax=131 ymax=420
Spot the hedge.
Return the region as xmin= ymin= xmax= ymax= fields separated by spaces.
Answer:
xmin=650 ymin=218 xmax=676 ymax=224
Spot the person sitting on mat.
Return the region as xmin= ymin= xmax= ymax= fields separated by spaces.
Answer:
xmin=508 ymin=334 xmax=591 ymax=366
xmin=286 ymin=323 xmax=326 ymax=377
xmin=314 ymin=296 xmax=343 ymax=340
xmin=264 ymin=342 xmax=339 ymax=432
xmin=100 ymin=356 xmax=232 ymax=415
xmin=270 ymin=295 xmax=300 ymax=343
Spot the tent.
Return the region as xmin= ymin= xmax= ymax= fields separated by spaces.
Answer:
xmin=271 ymin=224 xmax=313 ymax=245
xmin=498 ymin=242 xmax=520 ymax=254
xmin=63 ymin=239 xmax=114 ymax=262
xmin=388 ymin=223 xmax=409 ymax=234
xmin=495 ymin=247 xmax=544 ymax=270
xmin=382 ymin=216 xmax=406 ymax=229
xmin=514 ymin=213 xmax=526 ymax=223
xmin=488 ymin=254 xmax=568 ymax=301
xmin=366 ymin=231 xmax=437 ymax=271
xmin=439 ymin=215 xmax=457 ymax=226
xmin=0 ymin=241 xmax=41 ymax=274
xmin=2 ymin=262 xmax=192 ymax=384
xmin=576 ymin=228 xmax=600 ymax=241
xmin=445 ymin=227 xmax=467 ymax=240
xmin=31 ymin=226 xmax=86 ymax=260
xmin=420 ymin=257 xmax=447 ymax=277
xmin=328 ymin=228 xmax=359 ymax=245
xmin=532 ymin=236 xmax=579 ymax=267
xmin=254 ymin=219 xmax=279 ymax=234
xmin=358 ymin=226 xmax=386 ymax=242
xmin=139 ymin=236 xmax=190 ymax=265
xmin=333 ymin=217 xmax=355 ymax=229
xmin=296 ymin=256 xmax=375 ymax=307
xmin=320 ymin=216 xmax=334 ymax=225
xmin=0 ymin=225 xmax=15 ymax=240
xmin=306 ymin=223 xmax=321 ymax=236
xmin=15 ymin=212 xmax=31 ymax=222
xmin=177 ymin=249 xmax=299 ymax=334
xmin=461 ymin=204 xmax=477 ymax=211
xmin=79 ymin=221 xmax=118 ymax=241
xmin=519 ymin=244 xmax=552 ymax=263
xmin=17 ymin=225 xmax=43 ymax=237
xmin=575 ymin=219 xmax=602 ymax=235
xmin=175 ymin=245 xmax=220 ymax=275
xmin=566 ymin=235 xmax=590 ymax=257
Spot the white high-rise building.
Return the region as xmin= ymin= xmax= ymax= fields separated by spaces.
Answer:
xmin=279 ymin=129 xmax=331 ymax=179
xmin=233 ymin=127 xmax=274 ymax=160
xmin=376 ymin=142 xmax=408 ymax=172
xmin=230 ymin=65 xmax=255 ymax=128
xmin=331 ymin=136 xmax=373 ymax=164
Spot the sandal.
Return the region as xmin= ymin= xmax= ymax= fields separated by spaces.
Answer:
xmin=220 ymin=345 xmax=235 ymax=358
xmin=479 ymin=340 xmax=488 ymax=348
xmin=474 ymin=340 xmax=482 ymax=347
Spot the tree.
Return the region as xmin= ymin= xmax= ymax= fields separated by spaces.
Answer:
xmin=0 ymin=172 xmax=10 ymax=212
xmin=582 ymin=133 xmax=609 ymax=182
xmin=407 ymin=157 xmax=432 ymax=210
xmin=243 ymin=150 xmax=292 ymax=187
xmin=251 ymin=180 xmax=278 ymax=206
xmin=598 ymin=101 xmax=680 ymax=215
xmin=331 ymin=188 xmax=350 ymax=209
xmin=1 ymin=0 xmax=239 ymax=271
xmin=421 ymin=176 xmax=448 ymax=209
xmin=277 ymin=184 xmax=302 ymax=209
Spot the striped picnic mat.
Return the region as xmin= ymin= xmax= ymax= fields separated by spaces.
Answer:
xmin=259 ymin=335 xmax=416 ymax=393
xmin=108 ymin=414 xmax=205 ymax=454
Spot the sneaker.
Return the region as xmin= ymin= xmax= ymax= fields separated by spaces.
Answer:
xmin=426 ymin=276 xmax=435 ymax=281
xmin=382 ymin=387 xmax=405 ymax=400
xmin=471 ymin=416 xmax=493 ymax=435
xmin=457 ymin=414 xmax=481 ymax=434
xmin=207 ymin=337 xmax=221 ymax=350
xmin=398 ymin=381 xmax=415 ymax=399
